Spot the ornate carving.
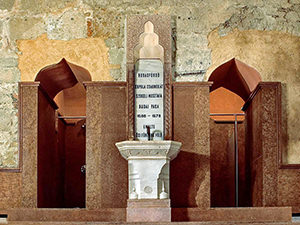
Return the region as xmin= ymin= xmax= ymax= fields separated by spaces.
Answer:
xmin=116 ymin=140 xmax=181 ymax=160
xmin=127 ymin=63 xmax=135 ymax=140
xmin=164 ymin=65 xmax=172 ymax=140
xmin=134 ymin=21 xmax=164 ymax=63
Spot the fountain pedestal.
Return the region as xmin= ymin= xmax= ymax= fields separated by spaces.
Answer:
xmin=115 ymin=140 xmax=181 ymax=222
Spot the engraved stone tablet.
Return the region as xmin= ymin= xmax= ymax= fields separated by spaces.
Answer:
xmin=135 ymin=59 xmax=164 ymax=140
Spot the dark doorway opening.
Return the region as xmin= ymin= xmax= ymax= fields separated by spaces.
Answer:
xmin=35 ymin=59 xmax=91 ymax=208
xmin=209 ymin=58 xmax=261 ymax=207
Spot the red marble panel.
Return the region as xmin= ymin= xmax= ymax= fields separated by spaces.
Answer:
xmin=85 ymin=82 xmax=128 ymax=209
xmin=278 ymin=169 xmax=300 ymax=212
xmin=210 ymin=120 xmax=235 ymax=207
xmin=5 ymin=208 xmax=126 ymax=222
xmin=20 ymin=82 xmax=39 ymax=208
xmin=172 ymin=207 xmax=291 ymax=222
xmin=0 ymin=172 xmax=22 ymax=208
xmin=172 ymin=82 xmax=211 ymax=208
xmin=245 ymin=82 xmax=281 ymax=207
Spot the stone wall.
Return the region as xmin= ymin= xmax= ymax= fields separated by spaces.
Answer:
xmin=0 ymin=0 xmax=299 ymax=167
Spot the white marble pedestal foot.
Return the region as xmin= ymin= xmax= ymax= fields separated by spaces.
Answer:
xmin=115 ymin=140 xmax=181 ymax=222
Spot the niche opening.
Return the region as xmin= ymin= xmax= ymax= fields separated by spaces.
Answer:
xmin=34 ymin=58 xmax=91 ymax=208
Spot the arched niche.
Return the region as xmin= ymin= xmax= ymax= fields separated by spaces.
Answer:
xmin=209 ymin=58 xmax=282 ymax=208
xmin=133 ymin=21 xmax=164 ymax=63
xmin=210 ymin=87 xmax=245 ymax=121
xmin=208 ymin=58 xmax=262 ymax=207
xmin=20 ymin=58 xmax=91 ymax=208
xmin=208 ymin=58 xmax=262 ymax=101
xmin=35 ymin=58 xmax=91 ymax=119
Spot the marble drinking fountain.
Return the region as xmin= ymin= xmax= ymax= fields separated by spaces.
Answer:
xmin=115 ymin=21 xmax=182 ymax=222
xmin=115 ymin=140 xmax=181 ymax=222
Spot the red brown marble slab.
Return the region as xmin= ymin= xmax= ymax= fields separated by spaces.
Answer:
xmin=245 ymin=82 xmax=281 ymax=207
xmin=4 ymin=208 xmax=125 ymax=222
xmin=84 ymin=82 xmax=128 ymax=209
xmin=19 ymin=82 xmax=39 ymax=208
xmin=1 ymin=207 xmax=291 ymax=223
xmin=127 ymin=199 xmax=171 ymax=222
xmin=0 ymin=172 xmax=22 ymax=208
xmin=278 ymin=168 xmax=300 ymax=212
xmin=126 ymin=15 xmax=171 ymax=64
xmin=171 ymin=82 xmax=212 ymax=208
xmin=172 ymin=207 xmax=291 ymax=222
xmin=210 ymin=120 xmax=248 ymax=207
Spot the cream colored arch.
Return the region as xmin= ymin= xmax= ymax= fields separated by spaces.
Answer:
xmin=134 ymin=21 xmax=164 ymax=62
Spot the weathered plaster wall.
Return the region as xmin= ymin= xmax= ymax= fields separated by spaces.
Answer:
xmin=17 ymin=34 xmax=111 ymax=81
xmin=0 ymin=0 xmax=299 ymax=167
xmin=206 ymin=29 xmax=300 ymax=163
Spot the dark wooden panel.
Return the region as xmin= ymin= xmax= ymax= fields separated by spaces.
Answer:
xmin=64 ymin=120 xmax=86 ymax=208
xmin=38 ymin=89 xmax=64 ymax=208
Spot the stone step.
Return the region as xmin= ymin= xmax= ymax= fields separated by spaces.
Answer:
xmin=172 ymin=207 xmax=292 ymax=223
xmin=0 ymin=207 xmax=293 ymax=224
xmin=1 ymin=208 xmax=125 ymax=223
xmin=5 ymin=221 xmax=300 ymax=225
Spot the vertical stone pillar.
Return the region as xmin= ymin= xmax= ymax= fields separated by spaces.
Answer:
xmin=244 ymin=82 xmax=281 ymax=206
xmin=172 ymin=82 xmax=212 ymax=208
xmin=19 ymin=82 xmax=39 ymax=208
xmin=85 ymin=82 xmax=128 ymax=209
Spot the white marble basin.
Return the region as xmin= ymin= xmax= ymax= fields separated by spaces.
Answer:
xmin=115 ymin=140 xmax=181 ymax=200
xmin=115 ymin=140 xmax=181 ymax=160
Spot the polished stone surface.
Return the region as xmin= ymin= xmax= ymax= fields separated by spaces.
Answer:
xmin=1 ymin=207 xmax=292 ymax=224
xmin=116 ymin=140 xmax=181 ymax=200
xmin=245 ymin=83 xmax=280 ymax=207
xmin=135 ymin=59 xmax=164 ymax=141
xmin=85 ymin=82 xmax=128 ymax=209
xmin=172 ymin=82 xmax=211 ymax=208
xmin=127 ymin=199 xmax=171 ymax=222
xmin=20 ymin=83 xmax=39 ymax=208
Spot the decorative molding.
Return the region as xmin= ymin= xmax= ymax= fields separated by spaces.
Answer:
xmin=172 ymin=82 xmax=213 ymax=87
xmin=116 ymin=140 xmax=181 ymax=160
xmin=279 ymin=164 xmax=300 ymax=169
xmin=127 ymin=63 xmax=135 ymax=140
xmin=126 ymin=15 xmax=171 ymax=64
xmin=83 ymin=81 xmax=127 ymax=87
xmin=134 ymin=21 xmax=164 ymax=63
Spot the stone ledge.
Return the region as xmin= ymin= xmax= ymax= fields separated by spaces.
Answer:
xmin=127 ymin=199 xmax=170 ymax=208
xmin=1 ymin=207 xmax=292 ymax=223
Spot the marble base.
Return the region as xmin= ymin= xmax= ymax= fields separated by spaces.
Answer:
xmin=2 ymin=206 xmax=291 ymax=223
xmin=126 ymin=199 xmax=171 ymax=222
xmin=115 ymin=140 xmax=181 ymax=200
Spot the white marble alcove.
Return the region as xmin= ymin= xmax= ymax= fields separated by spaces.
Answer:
xmin=134 ymin=21 xmax=164 ymax=62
